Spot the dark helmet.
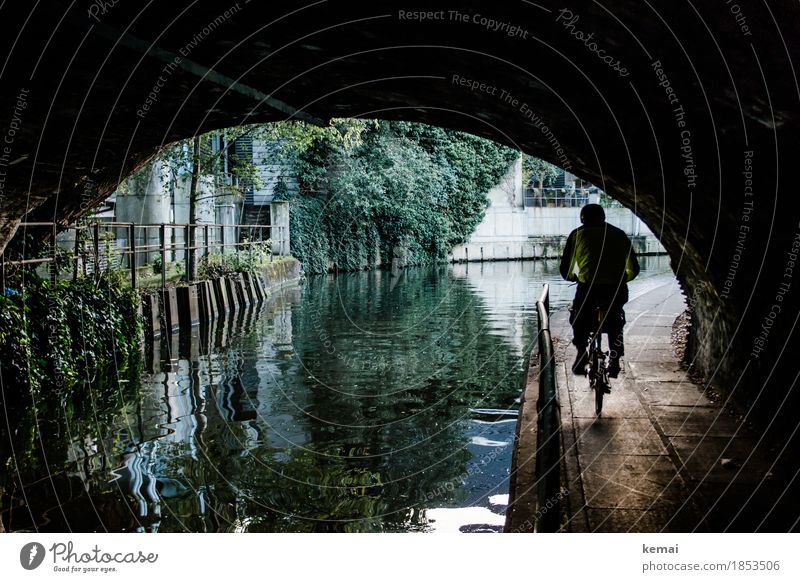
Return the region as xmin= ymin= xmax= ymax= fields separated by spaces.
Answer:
xmin=580 ymin=203 xmax=605 ymax=226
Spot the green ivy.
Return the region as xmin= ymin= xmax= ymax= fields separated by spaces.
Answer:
xmin=274 ymin=121 xmax=518 ymax=274
xmin=0 ymin=273 xmax=142 ymax=399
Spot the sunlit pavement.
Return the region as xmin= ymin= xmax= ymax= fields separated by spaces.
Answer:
xmin=512 ymin=274 xmax=798 ymax=532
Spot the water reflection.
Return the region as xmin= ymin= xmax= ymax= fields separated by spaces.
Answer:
xmin=1 ymin=256 xmax=670 ymax=532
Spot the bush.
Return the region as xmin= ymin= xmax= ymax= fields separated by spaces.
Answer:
xmin=197 ymin=241 xmax=273 ymax=279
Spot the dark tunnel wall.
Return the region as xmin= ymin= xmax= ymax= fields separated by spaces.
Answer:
xmin=1 ymin=0 xmax=800 ymax=429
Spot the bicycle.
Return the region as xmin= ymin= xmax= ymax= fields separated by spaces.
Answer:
xmin=586 ymin=307 xmax=611 ymax=415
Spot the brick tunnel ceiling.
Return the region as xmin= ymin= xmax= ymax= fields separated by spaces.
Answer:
xmin=2 ymin=0 xmax=800 ymax=413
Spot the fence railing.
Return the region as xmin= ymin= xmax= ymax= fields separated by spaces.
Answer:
xmin=523 ymin=187 xmax=625 ymax=209
xmin=534 ymin=284 xmax=562 ymax=532
xmin=0 ymin=222 xmax=286 ymax=291
xmin=524 ymin=188 xmax=591 ymax=208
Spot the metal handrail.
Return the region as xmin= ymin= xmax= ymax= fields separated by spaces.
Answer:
xmin=1 ymin=221 xmax=287 ymax=290
xmin=526 ymin=187 xmax=596 ymax=193
xmin=53 ymin=222 xmax=281 ymax=229
xmin=534 ymin=283 xmax=561 ymax=532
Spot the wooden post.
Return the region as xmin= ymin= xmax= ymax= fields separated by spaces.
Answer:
xmin=129 ymin=223 xmax=137 ymax=289
xmin=220 ymin=224 xmax=226 ymax=256
xmin=160 ymin=223 xmax=167 ymax=290
xmin=204 ymin=224 xmax=210 ymax=259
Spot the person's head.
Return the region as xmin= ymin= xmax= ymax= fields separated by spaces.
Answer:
xmin=580 ymin=204 xmax=605 ymax=226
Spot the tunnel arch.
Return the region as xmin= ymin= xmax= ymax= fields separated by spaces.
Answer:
xmin=1 ymin=0 xmax=800 ymax=430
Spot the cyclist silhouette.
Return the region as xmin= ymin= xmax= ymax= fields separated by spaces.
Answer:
xmin=560 ymin=204 xmax=640 ymax=378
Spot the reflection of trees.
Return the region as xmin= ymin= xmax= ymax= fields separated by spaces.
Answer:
xmin=281 ymin=267 xmax=530 ymax=530
xmin=2 ymin=269 xmax=536 ymax=532
xmin=0 ymin=363 xmax=151 ymax=532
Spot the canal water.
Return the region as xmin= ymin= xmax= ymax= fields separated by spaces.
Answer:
xmin=2 ymin=257 xmax=670 ymax=532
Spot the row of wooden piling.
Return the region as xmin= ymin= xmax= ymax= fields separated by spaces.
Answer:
xmin=140 ymin=270 xmax=290 ymax=338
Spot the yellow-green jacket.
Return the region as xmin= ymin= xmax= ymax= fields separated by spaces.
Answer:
xmin=560 ymin=223 xmax=640 ymax=284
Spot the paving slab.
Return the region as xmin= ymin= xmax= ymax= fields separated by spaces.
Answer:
xmin=669 ymin=435 xmax=775 ymax=484
xmin=574 ymin=417 xmax=668 ymax=456
xmin=579 ymin=454 xmax=687 ymax=510
xmin=626 ymin=361 xmax=689 ymax=382
xmin=651 ymin=405 xmax=739 ymax=437
xmin=586 ymin=507 xmax=699 ymax=533
xmin=639 ymin=382 xmax=716 ymax=406
xmin=691 ymin=481 xmax=800 ymax=532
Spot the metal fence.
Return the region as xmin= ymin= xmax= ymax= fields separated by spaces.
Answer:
xmin=0 ymin=222 xmax=286 ymax=291
xmin=523 ymin=187 xmax=627 ymax=209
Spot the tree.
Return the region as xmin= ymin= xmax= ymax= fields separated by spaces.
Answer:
xmin=522 ymin=154 xmax=561 ymax=189
xmin=187 ymin=135 xmax=201 ymax=280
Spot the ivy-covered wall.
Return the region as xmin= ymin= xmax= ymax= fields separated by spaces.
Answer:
xmin=273 ymin=121 xmax=518 ymax=274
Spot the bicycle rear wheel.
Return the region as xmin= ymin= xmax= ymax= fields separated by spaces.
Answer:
xmin=591 ymin=348 xmax=604 ymax=415
xmin=595 ymin=377 xmax=604 ymax=415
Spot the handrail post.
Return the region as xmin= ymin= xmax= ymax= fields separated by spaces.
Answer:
xmin=185 ymin=224 xmax=191 ymax=282
xmin=204 ymin=224 xmax=210 ymax=260
xmin=160 ymin=223 xmax=167 ymax=290
xmin=93 ymin=223 xmax=100 ymax=276
xmin=73 ymin=226 xmax=80 ymax=281
xmin=129 ymin=222 xmax=137 ymax=289
xmin=249 ymin=230 xmax=254 ymax=267
xmin=50 ymin=224 xmax=57 ymax=286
